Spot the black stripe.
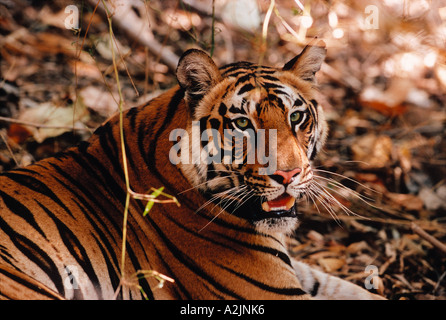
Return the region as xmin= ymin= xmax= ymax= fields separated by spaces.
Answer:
xmin=97 ymin=121 xmax=138 ymax=196
xmin=257 ymin=69 xmax=277 ymax=75
xmin=0 ymin=244 xmax=14 ymax=263
xmin=294 ymin=98 xmax=303 ymax=106
xmin=262 ymin=82 xmax=283 ymax=90
xmin=310 ymin=280 xmax=320 ymax=296
xmin=218 ymin=264 xmax=307 ymax=297
xmin=255 ymin=102 xmax=263 ymax=116
xmin=309 ymin=99 xmax=319 ymax=123
xmin=49 ymin=164 xmax=134 ymax=296
xmin=0 ymin=214 xmax=65 ymax=296
xmin=48 ymin=162 xmax=123 ymax=242
xmin=213 ymin=232 xmax=292 ymax=267
xmin=77 ymin=141 xmax=90 ymax=154
xmin=0 ymin=266 xmax=62 ymax=299
xmin=98 ymin=121 xmax=125 ymax=181
xmin=275 ymin=96 xmax=285 ymax=110
xmin=237 ymin=83 xmax=255 ymax=95
xmin=199 ymin=116 xmax=210 ymax=150
xmin=150 ymin=245 xmax=191 ymax=299
xmin=144 ymin=212 xmax=244 ymax=299
xmin=3 ymin=171 xmax=75 ymax=219
xmin=218 ymin=103 xmax=227 ymax=116
xmin=209 ymin=118 xmax=220 ymax=130
xmin=261 ymin=75 xmax=279 ymax=82
xmin=73 ymin=199 xmax=122 ymax=293
xmin=309 ymin=143 xmax=318 ymax=160
xmin=229 ymin=104 xmax=246 ymax=115
xmin=145 ymin=88 xmax=185 ymax=193
xmin=297 ymin=93 xmax=308 ymax=105
xmin=90 ymin=232 xmax=124 ymax=299
xmin=35 ymin=200 xmax=102 ymax=299
xmin=127 ymin=106 xmax=140 ymax=131
xmin=272 ymin=89 xmax=289 ymax=97
xmin=235 ymin=74 xmax=252 ymax=88
xmin=164 ymin=210 xmax=241 ymax=253
xmin=0 ymin=189 xmax=46 ymax=239
xmin=69 ymin=150 xmax=126 ymax=204
xmin=221 ymin=62 xmax=254 ymax=76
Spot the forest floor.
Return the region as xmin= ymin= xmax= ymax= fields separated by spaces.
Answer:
xmin=1 ymin=0 xmax=445 ymax=299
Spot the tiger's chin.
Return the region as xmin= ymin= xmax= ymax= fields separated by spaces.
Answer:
xmin=253 ymin=216 xmax=299 ymax=235
xmin=252 ymin=197 xmax=299 ymax=235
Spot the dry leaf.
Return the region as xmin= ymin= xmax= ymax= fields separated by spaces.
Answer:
xmin=307 ymin=230 xmax=324 ymax=244
xmin=7 ymin=123 xmax=33 ymax=144
xmin=79 ymin=87 xmax=119 ymax=117
xmin=351 ymin=134 xmax=393 ymax=169
xmin=19 ymin=103 xmax=88 ymax=143
xmin=386 ymin=192 xmax=424 ymax=211
xmin=346 ymin=241 xmax=371 ymax=254
xmin=318 ymin=257 xmax=345 ymax=272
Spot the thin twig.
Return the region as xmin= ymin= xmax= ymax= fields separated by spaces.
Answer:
xmin=0 ymin=116 xmax=94 ymax=131
xmin=411 ymin=222 xmax=446 ymax=255
xmin=259 ymin=0 xmax=275 ymax=67
xmin=301 ymin=209 xmax=446 ymax=233
xmin=0 ymin=132 xmax=18 ymax=166
xmin=210 ymin=0 xmax=215 ymax=57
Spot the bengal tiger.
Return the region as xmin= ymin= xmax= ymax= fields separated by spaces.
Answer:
xmin=0 ymin=40 xmax=385 ymax=300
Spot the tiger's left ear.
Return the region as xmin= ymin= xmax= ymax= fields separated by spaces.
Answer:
xmin=176 ymin=49 xmax=223 ymax=106
xmin=283 ymin=39 xmax=326 ymax=83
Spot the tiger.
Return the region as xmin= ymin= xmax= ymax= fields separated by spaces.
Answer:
xmin=0 ymin=40 xmax=385 ymax=300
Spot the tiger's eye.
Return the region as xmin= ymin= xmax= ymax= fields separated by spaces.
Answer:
xmin=235 ymin=118 xmax=249 ymax=130
xmin=290 ymin=111 xmax=302 ymax=123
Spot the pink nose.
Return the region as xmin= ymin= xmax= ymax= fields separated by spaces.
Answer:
xmin=270 ymin=168 xmax=302 ymax=185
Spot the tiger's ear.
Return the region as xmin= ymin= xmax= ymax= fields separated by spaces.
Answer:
xmin=176 ymin=49 xmax=222 ymax=105
xmin=282 ymin=39 xmax=326 ymax=83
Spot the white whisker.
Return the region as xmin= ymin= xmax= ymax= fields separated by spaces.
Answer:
xmin=198 ymin=186 xmax=255 ymax=233
xmin=312 ymin=180 xmax=366 ymax=219
xmin=179 ymin=175 xmax=236 ymax=194
xmin=308 ymin=184 xmax=342 ymax=224
xmin=313 ymin=169 xmax=379 ymax=195
xmin=319 ymin=177 xmax=384 ymax=213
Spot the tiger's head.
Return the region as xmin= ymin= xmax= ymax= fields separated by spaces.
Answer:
xmin=174 ymin=41 xmax=327 ymax=234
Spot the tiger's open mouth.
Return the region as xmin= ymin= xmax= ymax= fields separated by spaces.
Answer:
xmin=261 ymin=193 xmax=295 ymax=213
xmin=255 ymin=193 xmax=297 ymax=221
xmin=223 ymin=192 xmax=298 ymax=222
xmin=205 ymin=190 xmax=299 ymax=225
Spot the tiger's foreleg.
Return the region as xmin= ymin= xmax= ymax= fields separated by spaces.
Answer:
xmin=291 ymin=259 xmax=386 ymax=300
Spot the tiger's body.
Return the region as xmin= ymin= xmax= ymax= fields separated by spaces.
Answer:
xmin=0 ymin=42 xmax=384 ymax=300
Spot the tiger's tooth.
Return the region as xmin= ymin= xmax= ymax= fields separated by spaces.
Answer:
xmin=261 ymin=201 xmax=271 ymax=212
xmin=285 ymin=197 xmax=296 ymax=210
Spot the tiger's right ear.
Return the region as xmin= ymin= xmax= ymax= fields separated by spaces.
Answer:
xmin=282 ymin=39 xmax=326 ymax=83
xmin=176 ymin=49 xmax=222 ymax=105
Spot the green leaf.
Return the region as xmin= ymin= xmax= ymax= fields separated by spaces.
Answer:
xmin=143 ymin=186 xmax=164 ymax=216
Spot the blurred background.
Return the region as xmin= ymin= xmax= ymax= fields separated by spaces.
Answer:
xmin=0 ymin=0 xmax=445 ymax=299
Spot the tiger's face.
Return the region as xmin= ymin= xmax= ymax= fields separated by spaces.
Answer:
xmin=176 ymin=41 xmax=327 ymax=234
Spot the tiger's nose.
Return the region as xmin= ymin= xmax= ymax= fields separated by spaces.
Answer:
xmin=269 ymin=168 xmax=302 ymax=185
